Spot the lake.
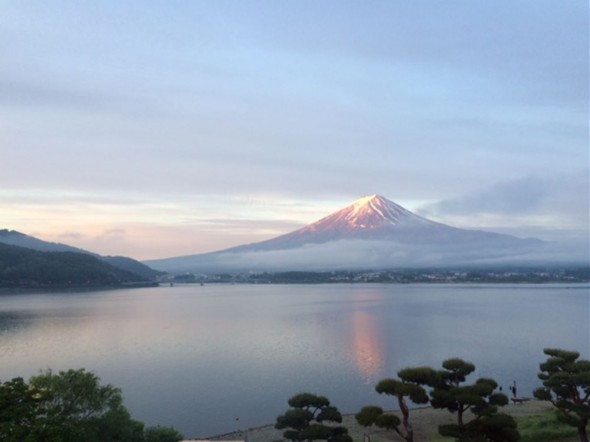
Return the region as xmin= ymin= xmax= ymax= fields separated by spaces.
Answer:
xmin=0 ymin=283 xmax=588 ymax=438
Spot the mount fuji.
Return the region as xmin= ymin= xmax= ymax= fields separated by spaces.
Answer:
xmin=226 ymin=194 xmax=533 ymax=250
xmin=145 ymin=195 xmax=546 ymax=273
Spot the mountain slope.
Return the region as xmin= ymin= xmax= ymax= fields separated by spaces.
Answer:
xmin=0 ymin=229 xmax=161 ymax=280
xmin=0 ymin=242 xmax=149 ymax=288
xmin=145 ymin=195 xmax=546 ymax=273
xmin=226 ymin=194 xmax=536 ymax=251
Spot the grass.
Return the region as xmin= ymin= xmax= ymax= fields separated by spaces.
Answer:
xmin=347 ymin=409 xmax=582 ymax=442
xmin=517 ymin=410 xmax=579 ymax=442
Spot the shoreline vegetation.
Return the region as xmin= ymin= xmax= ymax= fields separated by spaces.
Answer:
xmin=202 ymin=401 xmax=576 ymax=442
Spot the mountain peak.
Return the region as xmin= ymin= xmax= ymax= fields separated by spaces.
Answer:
xmin=350 ymin=194 xmax=386 ymax=213
xmin=249 ymin=194 xmax=437 ymax=249
xmin=342 ymin=194 xmax=427 ymax=229
xmin=351 ymin=194 xmax=381 ymax=205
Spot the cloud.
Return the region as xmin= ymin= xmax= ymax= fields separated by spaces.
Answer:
xmin=1 ymin=2 xmax=587 ymax=259
xmin=417 ymin=171 xmax=590 ymax=235
xmin=98 ymin=229 xmax=126 ymax=240
xmin=429 ymin=176 xmax=550 ymax=214
xmin=146 ymin=237 xmax=589 ymax=274
xmin=58 ymin=231 xmax=85 ymax=240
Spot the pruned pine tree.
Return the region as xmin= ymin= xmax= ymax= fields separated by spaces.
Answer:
xmin=275 ymin=393 xmax=351 ymax=442
xmin=356 ymin=367 xmax=436 ymax=442
xmin=356 ymin=405 xmax=401 ymax=436
xmin=429 ymin=358 xmax=519 ymax=441
xmin=534 ymin=348 xmax=590 ymax=442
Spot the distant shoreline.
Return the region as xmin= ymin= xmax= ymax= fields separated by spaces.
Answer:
xmin=167 ymin=279 xmax=590 ymax=285
xmin=0 ymin=280 xmax=158 ymax=293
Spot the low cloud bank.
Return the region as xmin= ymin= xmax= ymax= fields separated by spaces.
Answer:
xmin=147 ymin=237 xmax=589 ymax=274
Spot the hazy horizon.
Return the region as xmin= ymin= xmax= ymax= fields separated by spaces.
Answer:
xmin=2 ymin=1 xmax=588 ymax=260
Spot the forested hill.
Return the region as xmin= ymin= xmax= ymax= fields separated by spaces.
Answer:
xmin=0 ymin=229 xmax=161 ymax=280
xmin=0 ymin=243 xmax=154 ymax=289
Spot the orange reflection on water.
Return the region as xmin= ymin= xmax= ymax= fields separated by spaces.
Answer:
xmin=351 ymin=308 xmax=385 ymax=384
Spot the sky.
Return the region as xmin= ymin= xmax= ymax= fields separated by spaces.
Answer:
xmin=1 ymin=1 xmax=588 ymax=260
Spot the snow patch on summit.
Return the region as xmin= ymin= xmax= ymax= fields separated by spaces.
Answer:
xmin=340 ymin=194 xmax=434 ymax=229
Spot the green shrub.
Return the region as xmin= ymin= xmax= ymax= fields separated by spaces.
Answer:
xmin=145 ymin=425 xmax=184 ymax=442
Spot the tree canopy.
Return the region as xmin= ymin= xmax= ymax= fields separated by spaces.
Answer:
xmin=356 ymin=367 xmax=436 ymax=442
xmin=275 ymin=393 xmax=352 ymax=442
xmin=145 ymin=425 xmax=185 ymax=442
xmin=0 ymin=369 xmax=182 ymax=442
xmin=534 ymin=348 xmax=590 ymax=442
xmin=429 ymin=358 xmax=519 ymax=441
xmin=0 ymin=377 xmax=38 ymax=441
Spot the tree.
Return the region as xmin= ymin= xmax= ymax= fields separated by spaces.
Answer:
xmin=534 ymin=348 xmax=590 ymax=442
xmin=92 ymin=404 xmax=145 ymax=442
xmin=145 ymin=425 xmax=184 ymax=442
xmin=29 ymin=368 xmax=145 ymax=441
xmin=275 ymin=393 xmax=352 ymax=442
xmin=0 ymin=369 xmax=184 ymax=442
xmin=429 ymin=358 xmax=519 ymax=441
xmin=356 ymin=367 xmax=436 ymax=442
xmin=0 ymin=377 xmax=40 ymax=441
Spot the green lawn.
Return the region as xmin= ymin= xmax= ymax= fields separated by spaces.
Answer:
xmin=517 ymin=411 xmax=579 ymax=442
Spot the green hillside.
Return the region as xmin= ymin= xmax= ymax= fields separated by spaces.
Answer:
xmin=0 ymin=229 xmax=161 ymax=280
xmin=0 ymin=243 xmax=151 ymax=288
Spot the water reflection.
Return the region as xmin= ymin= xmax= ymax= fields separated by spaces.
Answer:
xmin=346 ymin=290 xmax=387 ymax=383
xmin=351 ymin=309 xmax=384 ymax=383
xmin=0 ymin=284 xmax=587 ymax=438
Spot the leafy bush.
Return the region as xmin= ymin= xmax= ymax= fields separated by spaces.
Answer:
xmin=0 ymin=369 xmax=182 ymax=442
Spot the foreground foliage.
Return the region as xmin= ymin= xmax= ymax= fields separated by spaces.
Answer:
xmin=145 ymin=425 xmax=185 ymax=442
xmin=357 ymin=358 xmax=519 ymax=442
xmin=429 ymin=358 xmax=519 ymax=441
xmin=0 ymin=369 xmax=182 ymax=442
xmin=275 ymin=393 xmax=352 ymax=442
xmin=534 ymin=348 xmax=590 ymax=442
xmin=356 ymin=367 xmax=435 ymax=442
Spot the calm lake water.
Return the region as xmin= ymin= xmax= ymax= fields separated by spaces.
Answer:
xmin=0 ymin=283 xmax=588 ymax=438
